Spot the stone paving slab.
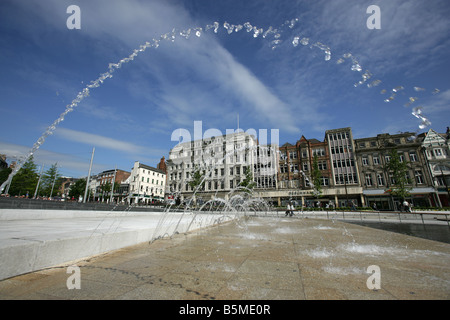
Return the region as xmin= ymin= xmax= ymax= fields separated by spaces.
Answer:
xmin=0 ymin=217 xmax=449 ymax=300
xmin=0 ymin=209 xmax=233 ymax=280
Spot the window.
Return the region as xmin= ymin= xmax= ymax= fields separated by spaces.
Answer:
xmin=318 ymin=162 xmax=327 ymax=170
xmin=359 ymin=142 xmax=366 ymax=148
xmin=409 ymin=152 xmax=417 ymax=162
xmin=303 ymin=163 xmax=309 ymax=171
xmin=373 ymin=156 xmax=380 ymax=165
xmin=377 ymin=174 xmax=384 ymax=186
xmin=365 ymin=174 xmax=373 ymax=186
xmin=437 ymin=176 xmax=445 ymax=186
xmin=434 ymin=149 xmax=443 ymax=157
xmin=362 ymin=157 xmax=369 ymax=166
xmin=405 ymin=172 xmax=411 ymax=184
xmin=320 ymin=177 xmax=329 ymax=186
xmin=385 ymin=155 xmax=391 ymax=163
xmin=389 ymin=174 xmax=396 ymax=185
xmin=415 ymin=170 xmax=424 ymax=184
xmin=313 ymin=149 xmax=325 ymax=157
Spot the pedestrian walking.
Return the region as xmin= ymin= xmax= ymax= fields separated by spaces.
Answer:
xmin=285 ymin=201 xmax=294 ymax=217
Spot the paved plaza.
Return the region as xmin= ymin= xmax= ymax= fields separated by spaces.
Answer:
xmin=1 ymin=216 xmax=449 ymax=300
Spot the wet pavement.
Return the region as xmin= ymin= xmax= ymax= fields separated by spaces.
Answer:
xmin=0 ymin=216 xmax=449 ymax=300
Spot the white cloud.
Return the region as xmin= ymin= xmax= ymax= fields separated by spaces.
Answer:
xmin=311 ymin=0 xmax=450 ymax=75
xmin=5 ymin=0 xmax=448 ymax=151
xmin=55 ymin=127 xmax=165 ymax=155
xmin=0 ymin=140 xmax=101 ymax=176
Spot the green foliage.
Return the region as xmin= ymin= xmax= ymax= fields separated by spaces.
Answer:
xmin=39 ymin=163 xmax=61 ymax=197
xmin=0 ymin=167 xmax=12 ymax=187
xmin=188 ymin=166 xmax=205 ymax=191
xmin=100 ymin=181 xmax=112 ymax=193
xmin=384 ymin=149 xmax=412 ymax=200
xmin=8 ymin=156 xmax=39 ymax=197
xmin=68 ymin=178 xmax=87 ymax=200
xmin=311 ymin=154 xmax=322 ymax=196
xmin=239 ymin=167 xmax=256 ymax=191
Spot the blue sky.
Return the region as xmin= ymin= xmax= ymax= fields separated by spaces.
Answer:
xmin=0 ymin=0 xmax=449 ymax=178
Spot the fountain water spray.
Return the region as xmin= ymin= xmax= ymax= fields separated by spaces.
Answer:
xmin=1 ymin=18 xmax=436 ymax=193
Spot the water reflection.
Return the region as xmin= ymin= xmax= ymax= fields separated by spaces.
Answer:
xmin=348 ymin=221 xmax=450 ymax=244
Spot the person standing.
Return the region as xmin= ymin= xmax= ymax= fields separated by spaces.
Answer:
xmin=403 ymin=200 xmax=411 ymax=213
xmin=286 ymin=201 xmax=294 ymax=217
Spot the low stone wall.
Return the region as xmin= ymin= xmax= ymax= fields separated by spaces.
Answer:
xmin=0 ymin=196 xmax=164 ymax=212
xmin=0 ymin=209 xmax=234 ymax=280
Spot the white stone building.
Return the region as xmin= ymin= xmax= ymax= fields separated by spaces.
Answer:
xmin=167 ymin=131 xmax=278 ymax=202
xmin=128 ymin=161 xmax=166 ymax=204
xmin=421 ymin=128 xmax=450 ymax=207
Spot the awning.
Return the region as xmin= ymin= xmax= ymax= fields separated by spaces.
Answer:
xmin=363 ymin=187 xmax=436 ymax=196
xmin=363 ymin=189 xmax=387 ymax=196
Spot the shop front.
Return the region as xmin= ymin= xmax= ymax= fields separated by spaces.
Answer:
xmin=363 ymin=187 xmax=439 ymax=210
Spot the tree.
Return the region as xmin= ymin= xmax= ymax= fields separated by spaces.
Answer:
xmin=100 ymin=181 xmax=112 ymax=194
xmin=8 ymin=156 xmax=39 ymax=197
xmin=239 ymin=167 xmax=256 ymax=192
xmin=40 ymin=163 xmax=61 ymax=197
xmin=311 ymin=154 xmax=323 ymax=196
xmin=0 ymin=167 xmax=12 ymax=188
xmin=384 ymin=149 xmax=412 ymax=201
xmin=68 ymin=178 xmax=86 ymax=200
xmin=188 ymin=166 xmax=205 ymax=192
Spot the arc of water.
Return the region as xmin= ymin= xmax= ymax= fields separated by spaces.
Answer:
xmin=2 ymin=17 xmax=437 ymax=194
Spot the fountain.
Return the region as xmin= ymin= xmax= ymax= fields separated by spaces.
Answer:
xmin=149 ymin=143 xmax=277 ymax=242
xmin=1 ymin=18 xmax=447 ymax=292
xmin=0 ymin=18 xmax=438 ymax=195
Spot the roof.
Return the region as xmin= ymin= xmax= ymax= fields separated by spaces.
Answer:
xmin=137 ymin=162 xmax=166 ymax=175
